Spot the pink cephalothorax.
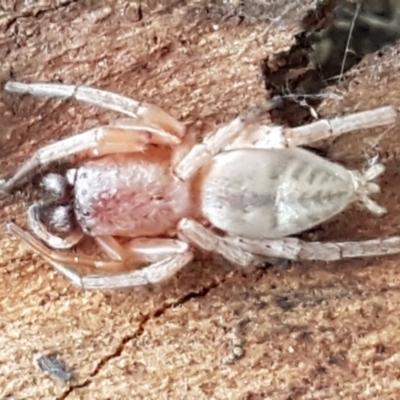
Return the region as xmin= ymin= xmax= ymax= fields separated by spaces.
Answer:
xmin=2 ymin=81 xmax=400 ymax=289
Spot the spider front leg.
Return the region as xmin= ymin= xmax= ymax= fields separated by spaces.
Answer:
xmin=5 ymin=81 xmax=186 ymax=137
xmin=174 ymin=105 xmax=399 ymax=180
xmin=0 ymin=120 xmax=182 ymax=193
xmin=8 ymin=223 xmax=194 ymax=289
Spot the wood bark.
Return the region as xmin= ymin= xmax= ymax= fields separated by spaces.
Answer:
xmin=1 ymin=1 xmax=400 ymax=399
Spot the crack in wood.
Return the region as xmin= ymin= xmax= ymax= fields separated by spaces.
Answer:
xmin=58 ymin=278 xmax=223 ymax=398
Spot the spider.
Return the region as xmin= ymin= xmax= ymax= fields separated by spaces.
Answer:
xmin=2 ymin=81 xmax=400 ymax=289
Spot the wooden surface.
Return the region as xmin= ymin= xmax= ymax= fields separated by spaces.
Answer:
xmin=2 ymin=1 xmax=400 ymax=399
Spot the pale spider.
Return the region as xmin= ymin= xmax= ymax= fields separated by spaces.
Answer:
xmin=2 ymin=81 xmax=400 ymax=289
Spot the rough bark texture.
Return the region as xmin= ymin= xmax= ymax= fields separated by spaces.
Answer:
xmin=2 ymin=1 xmax=400 ymax=399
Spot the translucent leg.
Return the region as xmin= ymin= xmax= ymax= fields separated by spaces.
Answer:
xmin=5 ymin=81 xmax=186 ymax=137
xmin=225 ymin=235 xmax=400 ymax=261
xmin=178 ymin=218 xmax=264 ymax=267
xmin=178 ymin=218 xmax=400 ymax=264
xmin=284 ymin=106 xmax=398 ymax=147
xmin=8 ymin=223 xmax=123 ymax=270
xmin=0 ymin=122 xmax=179 ymax=192
xmin=52 ymin=251 xmax=193 ymax=289
xmin=8 ymin=223 xmax=194 ymax=289
xmin=174 ymin=106 xmax=398 ymax=180
xmin=95 ymin=236 xmax=191 ymax=263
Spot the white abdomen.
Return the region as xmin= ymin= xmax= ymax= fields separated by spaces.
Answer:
xmin=200 ymin=148 xmax=356 ymax=239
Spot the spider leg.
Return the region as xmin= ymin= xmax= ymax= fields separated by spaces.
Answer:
xmin=0 ymin=122 xmax=180 ymax=192
xmin=179 ymin=218 xmax=400 ymax=264
xmin=174 ymin=106 xmax=398 ymax=180
xmin=8 ymin=223 xmax=193 ymax=289
xmin=178 ymin=218 xmax=265 ymax=267
xmin=5 ymin=81 xmax=186 ymax=137
xmin=284 ymin=106 xmax=399 ymax=147
xmin=95 ymin=236 xmax=191 ymax=263
xmin=8 ymin=223 xmax=123 ymax=270
xmin=51 ymin=251 xmax=193 ymax=289
xmin=225 ymin=235 xmax=400 ymax=261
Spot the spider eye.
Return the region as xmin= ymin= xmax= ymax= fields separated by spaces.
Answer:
xmin=41 ymin=173 xmax=67 ymax=198
xmin=47 ymin=205 xmax=74 ymax=233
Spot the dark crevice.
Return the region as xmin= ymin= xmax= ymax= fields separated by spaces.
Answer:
xmin=262 ymin=0 xmax=400 ymax=127
xmin=137 ymin=4 xmax=143 ymax=21
xmin=59 ymin=278 xmax=222 ymax=399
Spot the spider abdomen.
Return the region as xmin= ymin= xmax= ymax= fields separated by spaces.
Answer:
xmin=201 ymin=148 xmax=356 ymax=239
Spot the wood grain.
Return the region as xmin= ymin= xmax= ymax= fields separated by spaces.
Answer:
xmin=2 ymin=1 xmax=400 ymax=399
